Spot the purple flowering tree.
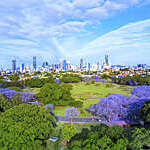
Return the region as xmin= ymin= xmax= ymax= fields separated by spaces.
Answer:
xmin=0 ymin=87 xmax=34 ymax=102
xmin=87 ymin=89 xmax=150 ymax=124
xmin=65 ymin=107 xmax=80 ymax=123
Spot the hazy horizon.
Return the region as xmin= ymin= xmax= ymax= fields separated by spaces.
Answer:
xmin=0 ymin=0 xmax=150 ymax=68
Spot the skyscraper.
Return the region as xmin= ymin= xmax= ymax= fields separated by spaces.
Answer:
xmin=22 ymin=63 xmax=25 ymax=72
xmin=105 ymin=54 xmax=109 ymax=66
xmin=97 ymin=62 xmax=100 ymax=71
xmin=33 ymin=56 xmax=36 ymax=71
xmin=12 ymin=60 xmax=16 ymax=73
xmin=63 ymin=60 xmax=67 ymax=71
xmin=59 ymin=59 xmax=63 ymax=70
xmin=88 ymin=63 xmax=91 ymax=71
xmin=80 ymin=58 xmax=84 ymax=71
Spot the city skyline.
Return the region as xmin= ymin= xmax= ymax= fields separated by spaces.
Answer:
xmin=0 ymin=0 xmax=150 ymax=66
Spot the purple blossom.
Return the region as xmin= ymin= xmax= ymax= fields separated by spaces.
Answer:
xmin=0 ymin=87 xmax=34 ymax=102
xmin=131 ymin=85 xmax=150 ymax=99
xmin=87 ymin=91 xmax=150 ymax=123
xmin=54 ymin=79 xmax=60 ymax=83
xmin=45 ymin=104 xmax=54 ymax=110
xmin=65 ymin=107 xmax=80 ymax=117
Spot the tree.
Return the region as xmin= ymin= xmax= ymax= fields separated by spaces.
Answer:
xmin=65 ymin=107 xmax=80 ymax=122
xmin=7 ymin=74 xmax=19 ymax=81
xmin=129 ymin=128 xmax=150 ymax=149
xmin=37 ymin=83 xmax=75 ymax=106
xmin=0 ymin=93 xmax=24 ymax=113
xmin=60 ymin=74 xmax=83 ymax=83
xmin=0 ymin=104 xmax=56 ymax=149
xmin=141 ymin=99 xmax=150 ymax=123
xmin=66 ymin=125 xmax=129 ymax=150
xmin=62 ymin=124 xmax=77 ymax=142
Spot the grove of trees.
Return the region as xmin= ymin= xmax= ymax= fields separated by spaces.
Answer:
xmin=0 ymin=104 xmax=56 ymax=150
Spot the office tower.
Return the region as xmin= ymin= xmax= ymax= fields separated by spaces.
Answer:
xmin=63 ymin=60 xmax=67 ymax=71
xmin=137 ymin=64 xmax=146 ymax=69
xmin=80 ymin=58 xmax=84 ymax=71
xmin=59 ymin=59 xmax=63 ymax=70
xmin=52 ymin=64 xmax=55 ymax=71
xmin=55 ymin=64 xmax=59 ymax=70
xmin=88 ymin=63 xmax=91 ymax=71
xmin=33 ymin=56 xmax=36 ymax=71
xmin=97 ymin=62 xmax=100 ymax=71
xmin=66 ymin=61 xmax=71 ymax=70
xmin=42 ymin=62 xmax=46 ymax=68
xmin=45 ymin=62 xmax=48 ymax=66
xmin=12 ymin=60 xmax=16 ymax=73
xmin=22 ymin=64 xmax=25 ymax=72
xmin=105 ymin=54 xmax=109 ymax=66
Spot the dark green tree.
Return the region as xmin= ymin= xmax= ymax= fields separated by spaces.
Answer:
xmin=0 ymin=93 xmax=24 ymax=113
xmin=37 ymin=83 xmax=75 ymax=106
xmin=60 ymin=74 xmax=83 ymax=83
xmin=0 ymin=104 xmax=56 ymax=150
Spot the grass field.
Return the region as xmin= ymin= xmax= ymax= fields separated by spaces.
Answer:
xmin=53 ymin=82 xmax=134 ymax=116
xmin=23 ymin=87 xmax=41 ymax=94
xmin=71 ymin=82 xmax=133 ymax=99
xmin=23 ymin=82 xmax=134 ymax=117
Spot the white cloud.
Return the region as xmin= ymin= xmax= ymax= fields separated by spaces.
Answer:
xmin=72 ymin=19 xmax=150 ymax=65
xmin=73 ymin=0 xmax=104 ymax=9
xmin=0 ymin=0 xmax=150 ymax=66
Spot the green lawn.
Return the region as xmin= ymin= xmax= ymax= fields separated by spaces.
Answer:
xmin=71 ymin=82 xmax=133 ymax=100
xmin=53 ymin=82 xmax=134 ymax=116
xmin=23 ymin=82 xmax=134 ymax=117
xmin=23 ymin=87 xmax=41 ymax=94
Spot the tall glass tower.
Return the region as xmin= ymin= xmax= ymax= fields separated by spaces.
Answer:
xmin=80 ymin=58 xmax=84 ymax=71
xmin=12 ymin=60 xmax=16 ymax=73
xmin=105 ymin=55 xmax=109 ymax=66
xmin=33 ymin=56 xmax=36 ymax=71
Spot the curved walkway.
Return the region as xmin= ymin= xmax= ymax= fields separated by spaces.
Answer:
xmin=56 ymin=116 xmax=107 ymax=124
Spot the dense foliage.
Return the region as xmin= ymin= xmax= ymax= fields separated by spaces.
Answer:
xmin=60 ymin=74 xmax=83 ymax=83
xmin=65 ymin=125 xmax=130 ymax=150
xmin=23 ymin=76 xmax=55 ymax=88
xmin=62 ymin=124 xmax=77 ymax=142
xmin=65 ymin=125 xmax=150 ymax=150
xmin=37 ymin=83 xmax=75 ymax=106
xmin=141 ymin=99 xmax=150 ymax=123
xmin=0 ymin=93 xmax=25 ymax=113
xmin=112 ymin=75 xmax=150 ymax=86
xmin=0 ymin=104 xmax=56 ymax=149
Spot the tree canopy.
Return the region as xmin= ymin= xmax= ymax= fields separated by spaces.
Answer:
xmin=0 ymin=104 xmax=56 ymax=149
xmin=60 ymin=74 xmax=83 ymax=83
xmin=37 ymin=83 xmax=75 ymax=106
xmin=0 ymin=93 xmax=24 ymax=113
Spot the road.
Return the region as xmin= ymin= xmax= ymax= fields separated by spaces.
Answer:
xmin=56 ymin=116 xmax=107 ymax=124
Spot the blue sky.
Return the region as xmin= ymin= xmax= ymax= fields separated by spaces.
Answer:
xmin=0 ymin=0 xmax=150 ymax=68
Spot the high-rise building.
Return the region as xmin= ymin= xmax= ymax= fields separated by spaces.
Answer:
xmin=137 ymin=64 xmax=146 ymax=69
xmin=42 ymin=62 xmax=49 ymax=68
xmin=22 ymin=63 xmax=25 ymax=72
xmin=12 ymin=60 xmax=16 ymax=73
xmin=42 ymin=62 xmax=46 ymax=68
xmin=59 ymin=59 xmax=63 ymax=70
xmin=105 ymin=54 xmax=109 ymax=66
xmin=97 ymin=62 xmax=100 ymax=71
xmin=80 ymin=58 xmax=84 ymax=71
xmin=33 ymin=56 xmax=36 ymax=71
xmin=45 ymin=62 xmax=48 ymax=66
xmin=88 ymin=63 xmax=91 ymax=71
xmin=63 ymin=60 xmax=67 ymax=71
